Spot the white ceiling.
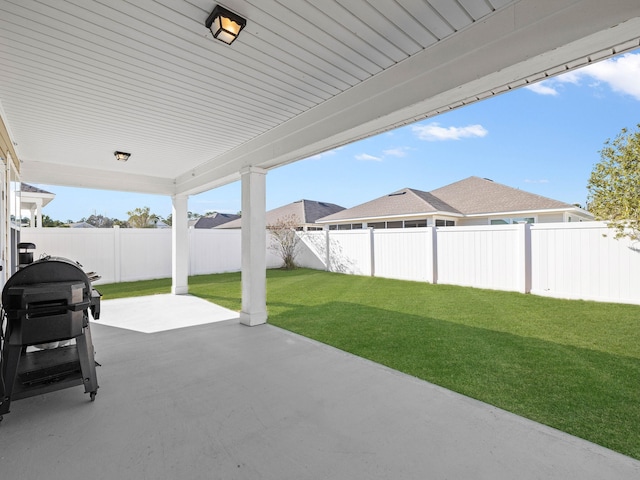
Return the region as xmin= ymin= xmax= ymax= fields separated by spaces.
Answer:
xmin=1 ymin=0 xmax=639 ymax=196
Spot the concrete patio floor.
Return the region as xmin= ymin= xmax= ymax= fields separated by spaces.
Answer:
xmin=1 ymin=295 xmax=638 ymax=479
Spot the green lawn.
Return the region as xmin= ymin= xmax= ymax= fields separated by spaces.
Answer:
xmin=97 ymin=268 xmax=640 ymax=459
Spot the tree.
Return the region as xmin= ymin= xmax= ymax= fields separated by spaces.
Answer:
xmin=267 ymin=214 xmax=303 ymax=270
xmin=42 ymin=214 xmax=66 ymax=227
xmin=587 ymin=125 xmax=640 ymax=240
xmin=127 ymin=206 xmax=160 ymax=228
xmin=83 ymin=214 xmax=114 ymax=228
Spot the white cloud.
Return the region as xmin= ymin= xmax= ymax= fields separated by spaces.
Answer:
xmin=355 ymin=153 xmax=382 ymax=162
xmin=412 ymin=122 xmax=488 ymax=141
xmin=524 ymin=81 xmax=559 ymax=96
xmin=383 ymin=147 xmax=410 ymax=157
xmin=525 ymin=53 xmax=640 ymax=101
xmin=580 ymin=53 xmax=640 ymax=100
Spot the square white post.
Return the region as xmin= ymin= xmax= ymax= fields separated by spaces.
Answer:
xmin=171 ymin=194 xmax=189 ymax=295
xmin=240 ymin=166 xmax=268 ymax=326
xmin=517 ymin=223 xmax=532 ymax=294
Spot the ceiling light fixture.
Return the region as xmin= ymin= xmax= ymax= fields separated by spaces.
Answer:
xmin=114 ymin=151 xmax=131 ymax=162
xmin=205 ymin=5 xmax=246 ymax=45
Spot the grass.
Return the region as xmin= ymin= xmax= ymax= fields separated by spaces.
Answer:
xmin=97 ymin=268 xmax=640 ymax=459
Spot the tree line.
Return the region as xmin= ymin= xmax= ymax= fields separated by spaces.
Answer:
xmin=33 ymin=207 xmax=223 ymax=228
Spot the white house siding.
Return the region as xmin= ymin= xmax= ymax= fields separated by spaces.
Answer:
xmin=457 ymin=218 xmax=491 ymax=226
xmin=537 ymin=213 xmax=565 ymax=223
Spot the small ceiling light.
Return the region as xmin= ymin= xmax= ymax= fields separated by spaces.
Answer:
xmin=114 ymin=151 xmax=131 ymax=162
xmin=206 ymin=5 xmax=246 ymax=45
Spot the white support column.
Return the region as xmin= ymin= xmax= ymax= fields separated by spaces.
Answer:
xmin=35 ymin=198 xmax=43 ymax=228
xmin=171 ymin=194 xmax=189 ymax=295
xmin=240 ymin=166 xmax=267 ymax=326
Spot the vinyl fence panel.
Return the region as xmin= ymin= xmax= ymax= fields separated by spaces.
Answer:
xmin=435 ymin=224 xmax=526 ymax=292
xmin=19 ymin=228 xmax=121 ymax=283
xmin=373 ymin=228 xmax=435 ymax=282
xmin=190 ymin=229 xmax=242 ymax=275
xmin=297 ymin=231 xmax=330 ymax=270
xmin=21 ymin=222 xmax=640 ymax=305
xmin=118 ymin=229 xmax=172 ymax=282
xmin=530 ymin=222 xmax=640 ymax=304
xmin=326 ymin=229 xmax=373 ymax=276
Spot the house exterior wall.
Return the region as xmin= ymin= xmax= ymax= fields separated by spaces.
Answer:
xmin=537 ymin=213 xmax=565 ymax=223
xmin=325 ymin=210 xmax=591 ymax=230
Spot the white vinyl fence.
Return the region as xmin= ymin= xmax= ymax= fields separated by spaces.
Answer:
xmin=21 ymin=227 xmax=282 ymax=284
xmin=297 ymin=222 xmax=640 ymax=306
xmin=21 ymin=222 xmax=640 ymax=305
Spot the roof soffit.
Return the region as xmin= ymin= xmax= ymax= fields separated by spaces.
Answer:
xmin=0 ymin=1 xmax=638 ymax=195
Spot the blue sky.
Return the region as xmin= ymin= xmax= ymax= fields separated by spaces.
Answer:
xmin=32 ymin=50 xmax=640 ymax=222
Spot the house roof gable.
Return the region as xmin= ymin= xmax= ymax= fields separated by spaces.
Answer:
xmin=317 ymin=176 xmax=584 ymax=223
xmin=431 ymin=177 xmax=574 ymax=215
xmin=217 ymin=200 xmax=345 ymax=229
xmin=194 ymin=213 xmax=241 ymax=229
xmin=318 ymin=188 xmax=459 ymax=223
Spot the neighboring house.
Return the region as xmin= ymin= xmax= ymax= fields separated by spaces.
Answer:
xmin=20 ymin=183 xmax=55 ymax=228
xmin=218 ymin=199 xmax=345 ymax=231
xmin=317 ymin=176 xmax=593 ymax=230
xmin=193 ymin=212 xmax=240 ymax=229
xmin=67 ymin=222 xmax=95 ymax=228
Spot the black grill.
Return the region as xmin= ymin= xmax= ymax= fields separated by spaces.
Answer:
xmin=0 ymin=257 xmax=101 ymax=422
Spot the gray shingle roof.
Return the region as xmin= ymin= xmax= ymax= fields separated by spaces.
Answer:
xmin=318 ymin=177 xmax=577 ymax=223
xmin=430 ymin=176 xmax=572 ymax=214
xmin=217 ymin=200 xmax=345 ymax=229
xmin=318 ymin=188 xmax=459 ymax=223
xmin=21 ymin=183 xmax=54 ymax=195
xmin=194 ymin=213 xmax=241 ymax=229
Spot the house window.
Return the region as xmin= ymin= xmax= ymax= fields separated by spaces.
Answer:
xmin=337 ymin=224 xmax=351 ymax=230
xmin=351 ymin=223 xmax=363 ymax=229
xmin=329 ymin=225 xmax=338 ymax=230
xmin=404 ymin=220 xmax=427 ymax=228
xmin=368 ymin=222 xmax=385 ymax=229
xmin=387 ymin=221 xmax=403 ymax=229
xmin=435 ymin=219 xmax=455 ymax=227
xmin=490 ymin=217 xmax=534 ymax=225
xmin=307 ymin=226 xmax=323 ymax=231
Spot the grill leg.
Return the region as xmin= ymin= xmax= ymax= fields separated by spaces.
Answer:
xmin=0 ymin=343 xmax=22 ymax=416
xmin=76 ymin=323 xmax=98 ymax=397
